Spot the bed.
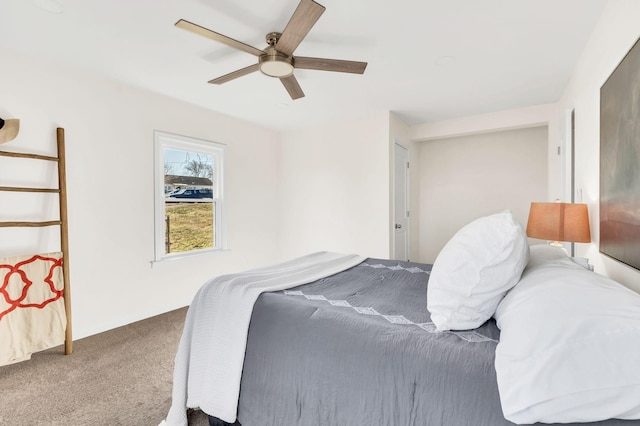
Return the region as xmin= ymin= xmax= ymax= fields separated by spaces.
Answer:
xmin=219 ymin=257 xmax=506 ymax=426
xmin=163 ymin=212 xmax=640 ymax=426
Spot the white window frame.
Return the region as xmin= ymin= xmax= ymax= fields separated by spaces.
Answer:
xmin=153 ymin=131 xmax=225 ymax=262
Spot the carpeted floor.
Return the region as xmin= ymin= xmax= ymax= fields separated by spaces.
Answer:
xmin=0 ymin=307 xmax=209 ymax=426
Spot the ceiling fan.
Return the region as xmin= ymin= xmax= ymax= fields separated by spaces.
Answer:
xmin=175 ymin=0 xmax=367 ymax=100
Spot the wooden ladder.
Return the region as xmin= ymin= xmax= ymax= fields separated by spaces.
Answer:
xmin=0 ymin=128 xmax=73 ymax=355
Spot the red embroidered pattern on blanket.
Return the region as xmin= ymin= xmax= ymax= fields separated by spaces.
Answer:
xmin=0 ymin=255 xmax=64 ymax=321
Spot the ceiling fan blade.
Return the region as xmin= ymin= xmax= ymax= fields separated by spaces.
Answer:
xmin=295 ymin=56 xmax=368 ymax=74
xmin=275 ymin=0 xmax=325 ymax=56
xmin=280 ymin=75 xmax=305 ymax=100
xmin=208 ymin=64 xmax=260 ymax=84
xmin=176 ymin=19 xmax=265 ymax=57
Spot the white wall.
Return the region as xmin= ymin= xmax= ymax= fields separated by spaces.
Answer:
xmin=554 ymin=0 xmax=640 ymax=292
xmin=410 ymin=103 xmax=560 ymax=198
xmin=0 ymin=46 xmax=281 ymax=339
xmin=417 ymin=126 xmax=548 ymax=263
xmin=277 ymin=111 xmax=391 ymax=260
xmin=409 ymin=103 xmax=553 ymax=142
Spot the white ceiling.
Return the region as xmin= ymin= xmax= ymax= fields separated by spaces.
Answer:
xmin=1 ymin=0 xmax=608 ymax=131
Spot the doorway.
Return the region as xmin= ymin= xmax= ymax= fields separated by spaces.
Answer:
xmin=393 ymin=142 xmax=409 ymax=261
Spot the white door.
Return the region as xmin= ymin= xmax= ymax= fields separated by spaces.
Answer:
xmin=393 ymin=143 xmax=409 ymax=260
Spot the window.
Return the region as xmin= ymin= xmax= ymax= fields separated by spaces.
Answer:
xmin=153 ymin=131 xmax=225 ymax=261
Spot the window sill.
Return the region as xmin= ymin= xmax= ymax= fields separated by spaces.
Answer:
xmin=150 ymin=247 xmax=230 ymax=267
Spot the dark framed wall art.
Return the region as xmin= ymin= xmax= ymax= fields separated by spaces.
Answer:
xmin=600 ymin=35 xmax=640 ymax=270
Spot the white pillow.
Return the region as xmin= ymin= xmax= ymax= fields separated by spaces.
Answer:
xmin=427 ymin=210 xmax=529 ymax=331
xmin=494 ymin=252 xmax=640 ymax=424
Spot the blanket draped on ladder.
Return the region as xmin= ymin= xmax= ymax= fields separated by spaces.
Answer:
xmin=162 ymin=251 xmax=365 ymax=426
xmin=0 ymin=252 xmax=66 ymax=366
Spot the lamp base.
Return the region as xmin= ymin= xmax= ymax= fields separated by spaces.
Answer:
xmin=547 ymin=241 xmax=568 ymax=255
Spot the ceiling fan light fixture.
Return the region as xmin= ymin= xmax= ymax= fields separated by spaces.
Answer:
xmin=259 ymin=54 xmax=294 ymax=78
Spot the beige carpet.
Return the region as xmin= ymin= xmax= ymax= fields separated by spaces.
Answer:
xmin=0 ymin=307 xmax=209 ymax=426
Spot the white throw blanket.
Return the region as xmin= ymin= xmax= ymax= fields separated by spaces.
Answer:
xmin=0 ymin=252 xmax=66 ymax=366
xmin=161 ymin=251 xmax=365 ymax=425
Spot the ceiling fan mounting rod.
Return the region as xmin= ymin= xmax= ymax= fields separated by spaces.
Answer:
xmin=266 ymin=32 xmax=282 ymax=47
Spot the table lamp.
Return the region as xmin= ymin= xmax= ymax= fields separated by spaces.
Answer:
xmin=526 ymin=202 xmax=591 ymax=248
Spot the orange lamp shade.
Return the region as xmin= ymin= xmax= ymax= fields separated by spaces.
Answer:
xmin=526 ymin=202 xmax=591 ymax=243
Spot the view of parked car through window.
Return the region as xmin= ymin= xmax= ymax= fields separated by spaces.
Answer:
xmin=163 ymin=149 xmax=215 ymax=255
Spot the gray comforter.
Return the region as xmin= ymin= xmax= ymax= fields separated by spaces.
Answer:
xmin=216 ymin=258 xmax=638 ymax=426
